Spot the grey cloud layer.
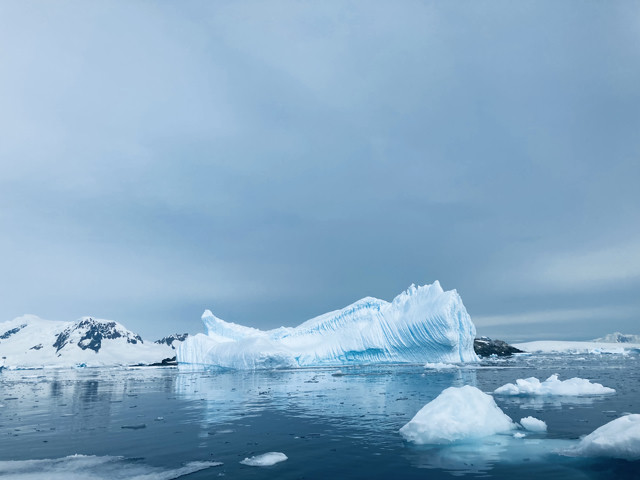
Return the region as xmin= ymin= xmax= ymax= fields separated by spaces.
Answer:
xmin=1 ymin=1 xmax=639 ymax=340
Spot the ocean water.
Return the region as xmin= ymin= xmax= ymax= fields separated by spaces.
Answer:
xmin=0 ymin=353 xmax=638 ymax=479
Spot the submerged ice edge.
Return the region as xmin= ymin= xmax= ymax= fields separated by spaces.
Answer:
xmin=0 ymin=455 xmax=222 ymax=480
xmin=177 ymin=282 xmax=478 ymax=369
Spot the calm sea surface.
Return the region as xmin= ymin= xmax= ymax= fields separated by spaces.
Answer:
xmin=0 ymin=354 xmax=638 ymax=479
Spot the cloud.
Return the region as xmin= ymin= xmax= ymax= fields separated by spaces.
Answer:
xmin=505 ymin=240 xmax=640 ymax=293
xmin=473 ymin=305 xmax=634 ymax=328
xmin=0 ymin=1 xmax=639 ymax=340
xmin=540 ymin=241 xmax=640 ymax=287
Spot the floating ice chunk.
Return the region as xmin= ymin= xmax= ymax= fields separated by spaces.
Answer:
xmin=564 ymin=414 xmax=640 ymax=460
xmin=399 ymin=385 xmax=516 ymax=444
xmin=0 ymin=454 xmax=222 ymax=479
xmin=494 ymin=374 xmax=615 ymax=396
xmin=240 ymin=452 xmax=288 ymax=466
xmin=513 ymin=432 xmax=526 ymax=438
xmin=520 ymin=416 xmax=547 ymax=432
xmin=424 ymin=362 xmax=457 ymax=370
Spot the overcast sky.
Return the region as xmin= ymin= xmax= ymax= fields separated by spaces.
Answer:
xmin=1 ymin=1 xmax=639 ymax=341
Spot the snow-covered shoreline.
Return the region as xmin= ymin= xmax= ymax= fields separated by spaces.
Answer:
xmin=513 ymin=340 xmax=640 ymax=355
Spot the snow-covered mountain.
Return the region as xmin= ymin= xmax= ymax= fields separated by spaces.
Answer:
xmin=155 ymin=333 xmax=189 ymax=349
xmin=177 ymin=281 xmax=478 ymax=369
xmin=473 ymin=337 xmax=523 ymax=357
xmin=0 ymin=315 xmax=180 ymax=369
xmin=592 ymin=332 xmax=640 ymax=344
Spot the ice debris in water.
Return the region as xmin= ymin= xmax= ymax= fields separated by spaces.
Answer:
xmin=424 ymin=362 xmax=458 ymax=370
xmin=564 ymin=414 xmax=640 ymax=461
xmin=520 ymin=416 xmax=547 ymax=432
xmin=0 ymin=454 xmax=222 ymax=480
xmin=399 ymin=385 xmax=515 ymax=444
xmin=177 ymin=282 xmax=478 ymax=369
xmin=240 ymin=452 xmax=288 ymax=467
xmin=494 ymin=374 xmax=615 ymax=396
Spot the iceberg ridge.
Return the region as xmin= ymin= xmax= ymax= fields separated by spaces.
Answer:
xmin=177 ymin=281 xmax=478 ymax=369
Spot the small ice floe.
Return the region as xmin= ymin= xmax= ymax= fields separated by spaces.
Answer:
xmin=520 ymin=416 xmax=547 ymax=432
xmin=494 ymin=374 xmax=615 ymax=396
xmin=423 ymin=362 xmax=457 ymax=370
xmin=563 ymin=414 xmax=640 ymax=461
xmin=399 ymin=385 xmax=515 ymax=444
xmin=331 ymin=370 xmax=345 ymax=377
xmin=240 ymin=452 xmax=288 ymax=467
xmin=513 ymin=432 xmax=526 ymax=439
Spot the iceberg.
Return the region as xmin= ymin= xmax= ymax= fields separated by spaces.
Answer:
xmin=494 ymin=374 xmax=615 ymax=396
xmin=399 ymin=385 xmax=516 ymax=444
xmin=564 ymin=414 xmax=640 ymax=461
xmin=177 ymin=282 xmax=478 ymax=369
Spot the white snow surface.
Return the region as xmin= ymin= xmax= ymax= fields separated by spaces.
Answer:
xmin=0 ymin=454 xmax=221 ymax=479
xmin=177 ymin=282 xmax=478 ymax=369
xmin=494 ymin=374 xmax=615 ymax=396
xmin=513 ymin=340 xmax=640 ymax=355
xmin=399 ymin=385 xmax=516 ymax=444
xmin=565 ymin=414 xmax=640 ymax=461
xmin=520 ymin=416 xmax=547 ymax=432
xmin=0 ymin=315 xmax=175 ymax=369
xmin=240 ymin=452 xmax=288 ymax=467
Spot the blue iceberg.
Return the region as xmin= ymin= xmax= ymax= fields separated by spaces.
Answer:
xmin=177 ymin=281 xmax=478 ymax=369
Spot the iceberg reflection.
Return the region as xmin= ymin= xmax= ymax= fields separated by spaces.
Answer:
xmin=175 ymin=365 xmax=478 ymax=433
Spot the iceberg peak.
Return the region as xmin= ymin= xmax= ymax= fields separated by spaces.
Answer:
xmin=177 ymin=281 xmax=478 ymax=369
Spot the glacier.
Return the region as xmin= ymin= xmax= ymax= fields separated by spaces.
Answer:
xmin=177 ymin=281 xmax=478 ymax=369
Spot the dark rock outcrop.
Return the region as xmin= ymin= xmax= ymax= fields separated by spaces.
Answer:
xmin=474 ymin=337 xmax=523 ymax=357
xmin=53 ymin=318 xmax=143 ymax=353
xmin=148 ymin=356 xmax=178 ymax=366
xmin=154 ymin=333 xmax=188 ymax=349
xmin=0 ymin=324 xmax=27 ymax=340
